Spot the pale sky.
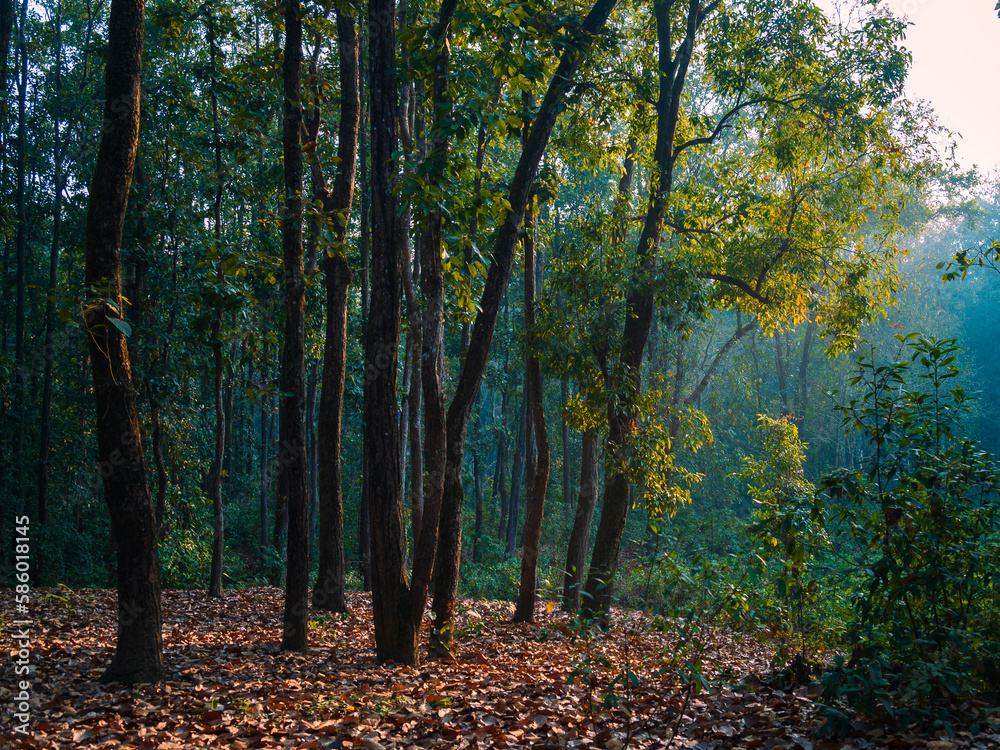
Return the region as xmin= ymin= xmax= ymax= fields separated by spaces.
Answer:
xmin=823 ymin=0 xmax=1000 ymax=174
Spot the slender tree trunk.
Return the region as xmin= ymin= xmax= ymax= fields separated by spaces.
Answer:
xmin=563 ymin=427 xmax=599 ymax=610
xmin=582 ymin=1 xmax=711 ymax=622
xmin=430 ymin=0 xmax=619 ymax=648
xmin=357 ymin=16 xmax=372 ymax=593
xmin=258 ymin=384 xmax=270 ymax=552
xmin=795 ymin=319 xmax=816 ymax=440
xmin=12 ymin=0 xmax=27 ymax=512
xmin=84 ymin=0 xmax=163 ymax=684
xmin=561 ymin=380 xmax=572 ymax=517
xmin=311 ymin=8 xmax=359 ymax=613
xmin=154 ymin=221 xmax=181 ymax=536
xmin=513 ymin=193 xmax=550 ymax=624
xmin=279 ymin=0 xmax=310 ymax=652
xmin=775 ymin=330 xmax=789 ymax=416
xmin=38 ymin=2 xmax=63 ymax=527
xmin=471 ymin=403 xmax=484 ymax=563
xmin=206 ymin=10 xmax=226 ymax=599
xmin=307 ymin=359 xmax=319 ymax=553
xmin=506 ymin=389 xmax=527 ymax=555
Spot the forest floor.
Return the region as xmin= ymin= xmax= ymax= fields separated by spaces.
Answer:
xmin=2 ymin=587 xmax=998 ymax=749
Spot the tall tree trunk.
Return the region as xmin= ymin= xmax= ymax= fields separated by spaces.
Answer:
xmin=258 ymin=382 xmax=271 ymax=552
xmin=357 ymin=15 xmax=372 ymax=593
xmin=506 ymin=389 xmax=528 ymax=555
xmin=154 ymin=218 xmax=181 ymax=536
xmin=312 ymin=7 xmax=360 ymax=614
xmin=794 ymin=319 xmax=816 ymax=440
xmin=366 ymin=0 xmax=408 ymax=661
xmin=430 ymin=0 xmax=619 ymax=649
xmin=366 ymin=0 xmax=457 ymax=665
xmin=561 ymin=379 xmax=572 ymax=517
xmin=513 ymin=192 xmax=550 ymax=624
xmin=471 ymin=401 xmax=484 ymax=563
xmin=12 ymin=0 xmax=27 ymax=512
xmin=774 ymin=330 xmax=789 ymax=416
xmin=206 ymin=10 xmax=227 ymax=599
xmin=582 ymin=0 xmax=713 ymax=622
xmin=563 ymin=427 xmax=598 ymax=610
xmin=84 ymin=0 xmax=163 ymax=685
xmin=279 ymin=0 xmax=310 ymax=652
xmin=38 ymin=1 xmax=63 ymax=528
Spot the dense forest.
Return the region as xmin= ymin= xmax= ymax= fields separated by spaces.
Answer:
xmin=3 ymin=0 xmax=1000 ymax=743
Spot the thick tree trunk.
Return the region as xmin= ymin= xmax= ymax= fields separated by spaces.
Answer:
xmin=582 ymin=0 xmax=711 ymax=622
xmin=84 ymin=0 xmax=163 ymax=685
xmin=366 ymin=0 xmax=411 ymax=662
xmin=563 ymin=427 xmax=598 ymax=610
xmin=513 ymin=198 xmax=550 ymax=623
xmin=430 ymin=0 xmax=619 ymax=649
xmin=311 ymin=7 xmax=360 ymax=615
xmin=366 ymin=0 xmax=457 ymax=665
xmin=279 ymin=0 xmax=310 ymax=652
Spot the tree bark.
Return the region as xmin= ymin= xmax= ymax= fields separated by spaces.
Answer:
xmin=513 ymin=194 xmax=550 ymax=623
xmin=84 ymin=0 xmax=163 ymax=685
xmin=366 ymin=0 xmax=409 ymax=662
xmin=312 ymin=8 xmax=360 ymax=614
xmin=279 ymin=0 xmax=310 ymax=652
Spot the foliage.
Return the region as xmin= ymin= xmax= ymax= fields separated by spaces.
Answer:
xmin=817 ymin=335 xmax=1000 ymax=730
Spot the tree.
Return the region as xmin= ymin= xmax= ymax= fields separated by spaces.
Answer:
xmin=83 ymin=0 xmax=163 ymax=684
xmin=279 ymin=0 xmax=309 ymax=652
xmin=366 ymin=0 xmax=457 ymax=666
xmin=312 ymin=6 xmax=360 ymax=614
xmin=581 ymin=0 xmax=910 ymax=620
xmin=430 ymin=0 xmax=621 ymax=653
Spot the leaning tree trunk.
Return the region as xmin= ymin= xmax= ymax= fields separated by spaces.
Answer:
xmin=429 ymin=0 xmax=619 ymax=650
xmin=279 ymin=0 xmax=310 ymax=652
xmin=581 ymin=0 xmax=710 ymax=623
xmin=312 ymin=7 xmax=360 ymax=614
xmin=513 ymin=195 xmax=550 ymax=624
xmin=84 ymin=0 xmax=163 ymax=685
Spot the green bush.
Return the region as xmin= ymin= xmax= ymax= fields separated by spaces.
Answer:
xmin=818 ymin=335 xmax=1000 ymax=731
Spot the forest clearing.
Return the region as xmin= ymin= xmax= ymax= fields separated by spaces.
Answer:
xmin=3 ymin=588 xmax=998 ymax=750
